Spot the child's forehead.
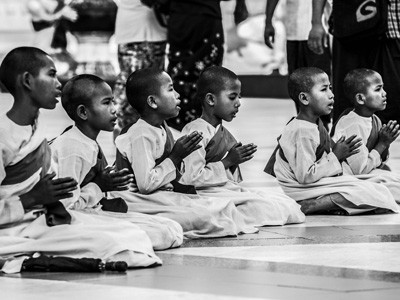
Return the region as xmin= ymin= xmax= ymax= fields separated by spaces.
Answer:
xmin=90 ymin=82 xmax=112 ymax=100
xmin=312 ymin=73 xmax=330 ymax=85
xmin=221 ymin=78 xmax=241 ymax=91
xmin=37 ymin=55 xmax=56 ymax=72
xmin=159 ymin=72 xmax=173 ymax=85
xmin=365 ymin=73 xmax=383 ymax=86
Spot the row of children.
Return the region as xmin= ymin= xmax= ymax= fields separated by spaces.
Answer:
xmin=0 ymin=46 xmax=399 ymax=273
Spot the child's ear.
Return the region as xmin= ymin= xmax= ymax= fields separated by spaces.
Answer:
xmin=355 ymin=93 xmax=365 ymax=105
xmin=147 ymin=95 xmax=158 ymax=110
xmin=76 ymin=104 xmax=88 ymax=121
xmin=298 ymin=92 xmax=309 ymax=106
xmin=205 ymin=93 xmax=215 ymax=106
xmin=21 ymin=72 xmax=33 ymax=91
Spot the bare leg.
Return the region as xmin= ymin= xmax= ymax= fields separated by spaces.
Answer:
xmin=300 ymin=193 xmax=347 ymax=215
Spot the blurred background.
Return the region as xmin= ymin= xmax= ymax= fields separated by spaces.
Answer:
xmin=0 ymin=0 xmax=288 ymax=97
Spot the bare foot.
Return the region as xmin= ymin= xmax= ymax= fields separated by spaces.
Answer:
xmin=374 ymin=208 xmax=393 ymax=214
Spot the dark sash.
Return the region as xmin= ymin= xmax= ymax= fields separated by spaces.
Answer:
xmin=330 ymin=108 xmax=353 ymax=138
xmin=3 ymin=140 xmax=51 ymax=185
xmin=115 ymin=120 xmax=196 ymax=194
xmin=78 ymin=140 xmax=128 ymax=213
xmin=264 ymin=118 xmax=331 ymax=177
xmin=205 ymin=125 xmax=242 ymax=181
xmin=115 ymin=123 xmax=135 ymax=174
xmin=366 ymin=114 xmax=389 ymax=161
xmin=80 ymin=146 xmax=108 ymax=188
xmin=331 ymin=110 xmax=388 ymax=161
xmin=3 ymin=139 xmax=71 ymax=226
xmin=155 ymin=122 xmax=197 ymax=194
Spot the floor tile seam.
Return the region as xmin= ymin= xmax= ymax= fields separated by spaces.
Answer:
xmin=180 ymin=236 xmax=400 ymax=248
xmin=1 ymin=276 xmax=261 ymax=300
xmin=158 ymin=254 xmax=400 ymax=283
xmin=345 ymin=287 xmax=400 ymax=293
xmin=180 ymin=237 xmax=311 ymax=247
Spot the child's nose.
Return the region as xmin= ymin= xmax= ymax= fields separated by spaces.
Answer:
xmin=111 ymin=103 xmax=116 ymax=114
xmin=56 ymin=77 xmax=62 ymax=90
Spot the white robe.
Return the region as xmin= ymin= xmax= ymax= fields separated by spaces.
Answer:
xmin=274 ymin=118 xmax=399 ymax=214
xmin=332 ymin=111 xmax=400 ymax=202
xmin=0 ymin=115 xmax=161 ymax=273
xmin=180 ymin=118 xmax=305 ymax=226
xmin=50 ymin=126 xmax=183 ymax=250
xmin=114 ymin=118 xmax=262 ymax=238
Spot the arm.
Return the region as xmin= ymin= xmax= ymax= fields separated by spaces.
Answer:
xmin=130 ymin=132 xmax=177 ymax=194
xmin=56 ymin=153 xmax=104 ymax=210
xmin=308 ymin=0 xmax=328 ymax=55
xmin=285 ymin=129 xmax=342 ymax=184
xmin=180 ymin=124 xmax=228 ymax=187
xmin=181 ymin=140 xmax=228 ymax=188
xmin=264 ymin=0 xmax=280 ymax=48
xmin=51 ymin=137 xmax=104 ymax=210
xmin=0 ymin=144 xmax=25 ymax=225
xmin=334 ymin=122 xmax=382 ymax=175
xmin=27 ymin=0 xmax=77 ymax=23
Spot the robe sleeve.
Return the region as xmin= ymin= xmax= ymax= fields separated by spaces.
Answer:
xmin=0 ymin=142 xmax=25 ymax=225
xmin=181 ymin=125 xmax=228 ymax=187
xmin=130 ymin=131 xmax=176 ymax=194
xmin=54 ymin=146 xmax=103 ymax=210
xmin=334 ymin=122 xmax=381 ymax=175
xmin=287 ymin=129 xmax=342 ymax=184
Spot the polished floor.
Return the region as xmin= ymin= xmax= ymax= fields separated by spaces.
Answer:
xmin=1 ymin=93 xmax=400 ymax=300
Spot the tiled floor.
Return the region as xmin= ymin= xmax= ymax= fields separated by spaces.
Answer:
xmin=1 ymin=93 xmax=400 ymax=299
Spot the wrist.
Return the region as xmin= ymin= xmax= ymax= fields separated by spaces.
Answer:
xmin=375 ymin=143 xmax=388 ymax=155
xmin=221 ymin=158 xmax=232 ymax=169
xmin=20 ymin=193 xmax=35 ymax=210
xmin=168 ymin=154 xmax=182 ymax=168
xmin=333 ymin=153 xmax=343 ymax=163
xmin=311 ymin=21 xmax=323 ymax=27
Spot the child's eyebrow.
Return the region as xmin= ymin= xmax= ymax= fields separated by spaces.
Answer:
xmin=102 ymin=96 xmax=114 ymax=101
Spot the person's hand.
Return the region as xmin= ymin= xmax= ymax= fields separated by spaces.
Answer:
xmin=332 ymin=135 xmax=362 ymax=162
xmin=128 ymin=181 xmax=139 ymax=193
xmin=169 ymin=131 xmax=203 ymax=167
xmin=20 ymin=173 xmax=77 ymax=209
xmin=307 ymin=23 xmax=328 ymax=55
xmin=264 ymin=22 xmax=275 ymax=49
xmin=222 ymin=142 xmax=257 ymax=168
xmin=61 ymin=6 xmax=78 ymax=22
xmin=377 ymin=120 xmax=400 ymax=149
xmin=93 ymin=167 xmax=134 ymax=192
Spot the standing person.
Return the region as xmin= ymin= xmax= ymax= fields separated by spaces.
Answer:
xmin=309 ymin=0 xmax=400 ymax=125
xmin=264 ymin=0 xmax=331 ymax=125
xmin=113 ymin=0 xmax=167 ymax=138
xmin=166 ymin=0 xmax=230 ymax=131
xmin=27 ymin=0 xmax=77 ymax=53
xmin=0 ymin=47 xmax=161 ymax=273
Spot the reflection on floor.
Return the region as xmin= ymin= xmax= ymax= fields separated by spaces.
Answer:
xmin=2 ymin=93 xmax=400 ymax=300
